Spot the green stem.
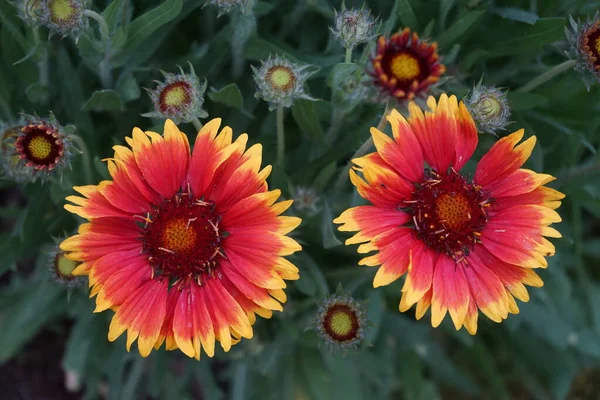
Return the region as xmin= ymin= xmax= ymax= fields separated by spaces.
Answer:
xmin=516 ymin=59 xmax=576 ymax=93
xmin=32 ymin=28 xmax=49 ymax=90
xmin=276 ymin=106 xmax=285 ymax=166
xmin=72 ymin=134 xmax=93 ymax=184
xmin=84 ymin=10 xmax=113 ymax=88
xmin=345 ymin=48 xmax=353 ymax=64
xmin=191 ymin=118 xmax=203 ymax=132
xmin=334 ymin=100 xmax=393 ymax=192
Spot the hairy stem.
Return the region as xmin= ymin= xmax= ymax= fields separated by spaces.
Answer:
xmin=517 ymin=59 xmax=577 ymax=93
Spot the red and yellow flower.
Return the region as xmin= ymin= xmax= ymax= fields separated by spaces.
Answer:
xmin=334 ymin=94 xmax=563 ymax=334
xmin=370 ymin=28 xmax=445 ymax=101
xmin=60 ymin=119 xmax=302 ymax=358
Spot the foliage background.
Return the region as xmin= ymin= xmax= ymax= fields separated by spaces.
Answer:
xmin=1 ymin=0 xmax=600 ymax=399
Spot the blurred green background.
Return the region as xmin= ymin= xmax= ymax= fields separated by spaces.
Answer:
xmin=1 ymin=0 xmax=600 ymax=399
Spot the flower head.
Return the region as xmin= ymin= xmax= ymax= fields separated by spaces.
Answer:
xmin=331 ymin=7 xmax=378 ymax=50
xmin=39 ymin=0 xmax=88 ymax=39
xmin=464 ymin=82 xmax=511 ymax=135
xmin=335 ymin=94 xmax=563 ymax=334
xmin=60 ymin=119 xmax=302 ymax=358
xmin=566 ymin=13 xmax=600 ymax=90
xmin=143 ymin=64 xmax=208 ymax=124
xmin=46 ymin=241 xmax=83 ymax=287
xmin=314 ymin=292 xmax=368 ymax=351
xmin=2 ymin=113 xmax=74 ymax=182
xmin=370 ymin=28 xmax=445 ymax=101
xmin=252 ymin=55 xmax=315 ymax=110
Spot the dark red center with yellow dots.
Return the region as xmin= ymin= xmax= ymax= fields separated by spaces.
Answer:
xmin=322 ymin=304 xmax=360 ymax=342
xmin=401 ymin=169 xmax=490 ymax=261
xmin=381 ymin=50 xmax=428 ymax=87
xmin=584 ymin=23 xmax=600 ymax=68
xmin=15 ymin=124 xmax=64 ymax=170
xmin=159 ymin=81 xmax=192 ymax=114
xmin=142 ymin=194 xmax=223 ymax=284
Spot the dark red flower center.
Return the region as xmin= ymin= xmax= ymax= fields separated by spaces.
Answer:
xmin=15 ymin=124 xmax=64 ymax=170
xmin=322 ymin=304 xmax=360 ymax=342
xmin=159 ymin=81 xmax=192 ymax=114
xmin=401 ymin=169 xmax=490 ymax=261
xmin=584 ymin=23 xmax=600 ymax=66
xmin=382 ymin=50 xmax=426 ymax=85
xmin=142 ymin=194 xmax=224 ymax=284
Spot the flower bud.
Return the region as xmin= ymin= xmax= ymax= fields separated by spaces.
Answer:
xmin=293 ymin=186 xmax=320 ymax=215
xmin=2 ymin=113 xmax=75 ymax=182
xmin=252 ymin=55 xmax=315 ymax=110
xmin=463 ymin=83 xmax=511 ymax=135
xmin=40 ymin=0 xmax=88 ymax=40
xmin=143 ymin=64 xmax=208 ymax=124
xmin=566 ymin=13 xmax=600 ymax=90
xmin=331 ymin=7 xmax=378 ymax=50
xmin=314 ymin=291 xmax=368 ymax=352
xmin=46 ymin=241 xmax=84 ymax=287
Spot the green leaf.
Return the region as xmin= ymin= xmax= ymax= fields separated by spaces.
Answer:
xmin=81 ymin=90 xmax=125 ymax=111
xmin=439 ymin=0 xmax=455 ymax=31
xmin=321 ymin=201 xmax=342 ymax=249
xmin=292 ymin=99 xmax=324 ymax=143
xmin=0 ymin=280 xmax=65 ymax=362
xmin=291 ymin=253 xmax=329 ymax=297
xmin=115 ymin=72 xmax=141 ymax=102
xmin=484 ymin=17 xmax=566 ymax=57
xmin=208 ymin=83 xmax=251 ymax=117
xmin=103 ymin=0 xmax=126 ymax=32
xmin=301 ymin=350 xmax=331 ymax=400
xmin=437 ymin=10 xmax=485 ymax=50
xmin=508 ymin=92 xmax=549 ymax=111
xmin=396 ymin=0 xmax=418 ymax=30
xmin=122 ymin=0 xmax=182 ymax=51
xmin=313 ymin=162 xmax=336 ymax=190
xmin=383 ymin=0 xmax=401 ymax=36
xmin=490 ymin=6 xmax=539 ymax=25
xmin=25 ymin=82 xmax=49 ymax=104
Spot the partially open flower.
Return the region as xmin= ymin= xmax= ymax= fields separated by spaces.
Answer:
xmin=463 ymin=82 xmax=511 ymax=135
xmin=39 ymin=0 xmax=88 ymax=40
xmin=3 ymin=113 xmax=74 ymax=182
xmin=370 ymin=28 xmax=445 ymax=101
xmin=252 ymin=55 xmax=315 ymax=110
xmin=314 ymin=292 xmax=368 ymax=351
xmin=566 ymin=13 xmax=600 ymax=90
xmin=331 ymin=7 xmax=378 ymax=50
xmin=143 ymin=64 xmax=208 ymax=124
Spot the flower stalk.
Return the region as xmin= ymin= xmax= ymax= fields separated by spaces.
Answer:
xmin=517 ymin=60 xmax=577 ymax=93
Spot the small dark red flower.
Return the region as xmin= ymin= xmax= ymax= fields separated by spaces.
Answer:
xmin=370 ymin=28 xmax=445 ymax=101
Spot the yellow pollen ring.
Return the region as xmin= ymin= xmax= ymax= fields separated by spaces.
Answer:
xmin=162 ymin=85 xmax=189 ymax=107
xmin=329 ymin=309 xmax=354 ymax=337
xmin=266 ymin=66 xmax=296 ymax=91
xmin=481 ymin=96 xmax=502 ymax=116
xmin=390 ymin=53 xmax=421 ymax=81
xmin=161 ymin=219 xmax=197 ymax=253
xmin=28 ymin=135 xmax=53 ymax=160
xmin=48 ymin=0 xmax=76 ymax=22
xmin=435 ymin=193 xmax=471 ymax=230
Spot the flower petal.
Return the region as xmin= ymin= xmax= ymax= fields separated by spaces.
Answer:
xmin=431 ymin=256 xmax=470 ymax=329
xmin=334 ymin=205 xmax=410 ymax=245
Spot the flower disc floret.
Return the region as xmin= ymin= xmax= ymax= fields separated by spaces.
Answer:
xmin=370 ymin=28 xmax=445 ymax=101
